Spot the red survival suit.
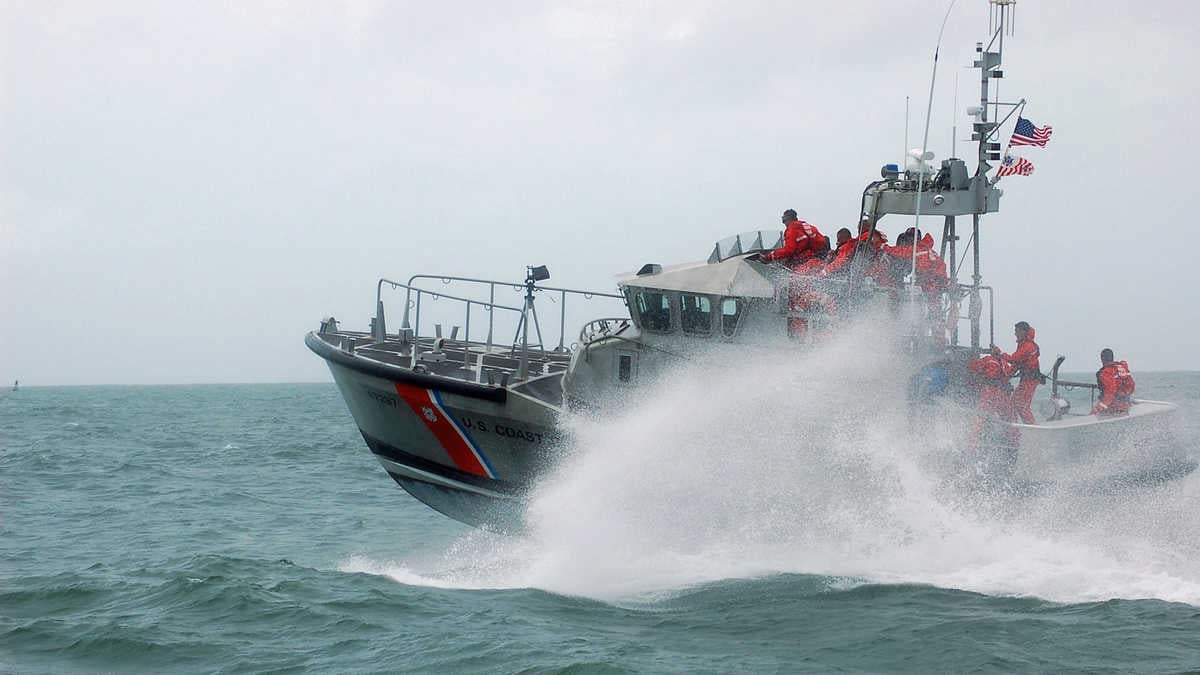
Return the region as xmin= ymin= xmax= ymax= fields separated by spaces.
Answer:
xmin=783 ymin=279 xmax=837 ymax=342
xmin=967 ymin=353 xmax=1018 ymax=451
xmin=996 ymin=327 xmax=1040 ymax=425
xmin=1092 ymin=360 xmax=1136 ymax=415
xmin=883 ymin=231 xmax=950 ymax=342
xmin=858 ymin=230 xmax=899 ymax=287
xmin=763 ymin=219 xmax=829 ymax=269
xmin=882 ymin=231 xmax=949 ymax=293
xmin=815 ymin=236 xmax=858 ymax=278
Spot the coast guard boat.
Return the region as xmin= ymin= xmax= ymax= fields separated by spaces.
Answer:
xmin=307 ymin=2 xmax=1186 ymax=527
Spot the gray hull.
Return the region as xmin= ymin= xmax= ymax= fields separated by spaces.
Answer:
xmin=308 ymin=331 xmax=564 ymax=528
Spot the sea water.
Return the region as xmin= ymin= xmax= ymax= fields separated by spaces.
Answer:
xmin=3 ymin=366 xmax=1200 ymax=672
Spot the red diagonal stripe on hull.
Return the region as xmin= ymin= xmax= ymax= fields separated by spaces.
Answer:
xmin=392 ymin=382 xmax=490 ymax=477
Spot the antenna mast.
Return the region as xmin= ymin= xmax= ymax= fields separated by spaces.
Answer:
xmin=862 ymin=0 xmax=1018 ymax=349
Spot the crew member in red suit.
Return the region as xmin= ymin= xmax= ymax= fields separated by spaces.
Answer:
xmin=784 ymin=278 xmax=838 ymax=342
xmin=883 ymin=228 xmax=951 ymax=342
xmin=856 ymin=218 xmax=874 ymax=244
xmin=815 ymin=228 xmax=857 ymax=278
xmin=993 ymin=321 xmax=1040 ymax=424
xmin=1091 ymin=348 xmax=1136 ymax=416
xmin=849 ymin=219 xmax=892 ymax=284
xmin=883 ymin=228 xmax=949 ymax=293
xmin=967 ymin=352 xmax=1018 ymax=451
xmin=762 ymin=209 xmax=828 ymax=269
xmin=863 ymin=229 xmax=899 ymax=287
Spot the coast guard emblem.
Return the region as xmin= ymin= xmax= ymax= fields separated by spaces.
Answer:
xmin=392 ymin=382 xmax=495 ymax=478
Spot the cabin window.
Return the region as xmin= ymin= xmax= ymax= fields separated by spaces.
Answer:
xmin=680 ymin=294 xmax=713 ymax=336
xmin=633 ymin=291 xmax=673 ymax=333
xmin=721 ymin=297 xmax=743 ymax=337
xmin=618 ymin=354 xmax=632 ymax=382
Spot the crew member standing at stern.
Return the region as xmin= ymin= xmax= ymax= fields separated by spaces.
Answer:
xmin=994 ymin=320 xmax=1040 ymax=424
xmin=1092 ymin=348 xmax=1136 ymax=416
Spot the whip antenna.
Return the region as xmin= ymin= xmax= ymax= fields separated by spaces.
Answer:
xmin=909 ymin=0 xmax=959 ymax=285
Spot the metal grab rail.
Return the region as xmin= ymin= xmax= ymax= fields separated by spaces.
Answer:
xmin=952 ymin=282 xmax=994 ymax=349
xmin=1048 ymin=354 xmax=1100 ymax=398
xmin=402 ymin=274 xmax=624 ymax=351
xmin=374 ymin=274 xmax=626 ymax=354
xmin=376 ymin=277 xmax=525 ymax=352
xmin=579 ymin=317 xmax=632 ymax=345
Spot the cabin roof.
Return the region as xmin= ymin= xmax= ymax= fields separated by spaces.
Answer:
xmin=614 ymin=255 xmax=776 ymax=298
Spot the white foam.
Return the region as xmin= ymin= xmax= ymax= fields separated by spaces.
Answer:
xmin=355 ymin=318 xmax=1200 ymax=605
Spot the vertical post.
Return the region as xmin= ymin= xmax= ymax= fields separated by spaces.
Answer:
xmin=486 ymin=283 xmax=496 ymax=348
xmin=558 ymin=290 xmax=567 ymax=351
xmin=971 ymin=213 xmax=982 ymax=348
xmin=942 ymin=215 xmax=958 ymax=346
xmin=517 ymin=281 xmax=532 ymax=381
xmin=373 ymin=299 xmax=387 ymax=341
xmin=400 ymin=287 xmax=412 ymax=331
xmin=414 ymin=293 xmax=423 ymax=342
xmin=978 ymin=47 xmax=990 ymax=181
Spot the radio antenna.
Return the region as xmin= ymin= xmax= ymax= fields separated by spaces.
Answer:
xmin=952 ymin=73 xmax=960 ymax=159
xmin=909 ymin=0 xmax=959 ymax=280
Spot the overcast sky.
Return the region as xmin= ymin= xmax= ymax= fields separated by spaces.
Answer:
xmin=3 ymin=1 xmax=1197 ymax=385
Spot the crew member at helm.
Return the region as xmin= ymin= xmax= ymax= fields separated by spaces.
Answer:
xmin=1091 ymin=348 xmax=1136 ymax=416
xmin=993 ymin=321 xmax=1041 ymax=424
xmin=762 ymin=209 xmax=829 ymax=269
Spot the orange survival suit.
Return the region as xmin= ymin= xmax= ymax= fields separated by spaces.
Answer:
xmin=883 ymin=230 xmax=950 ymax=342
xmin=995 ymin=327 xmax=1040 ymax=425
xmin=1092 ymin=360 xmax=1136 ymax=415
xmin=816 ymin=236 xmax=858 ymax=278
xmin=859 ymin=230 xmax=900 ymax=287
xmin=763 ymin=219 xmax=829 ymax=269
xmin=882 ymin=231 xmax=949 ymax=293
xmin=967 ymin=353 xmax=1019 ymax=451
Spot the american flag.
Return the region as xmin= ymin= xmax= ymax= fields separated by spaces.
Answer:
xmin=1010 ymin=117 xmax=1052 ymax=147
xmin=996 ymin=154 xmax=1035 ymax=177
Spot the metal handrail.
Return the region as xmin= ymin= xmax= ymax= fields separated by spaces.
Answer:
xmin=952 ymin=282 xmax=994 ymax=349
xmin=403 ymin=274 xmax=624 ymax=351
xmin=375 ymin=274 xmax=625 ymax=354
xmin=377 ymin=278 xmax=525 ymax=352
xmin=579 ymin=317 xmax=632 ymax=345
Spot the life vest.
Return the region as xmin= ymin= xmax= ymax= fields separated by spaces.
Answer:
xmin=883 ymin=233 xmax=949 ymax=291
xmin=1114 ymin=364 xmax=1135 ymax=398
xmin=1000 ymin=328 xmax=1041 ymax=380
xmin=968 ymin=355 xmax=1016 ymax=421
xmin=968 ymin=354 xmax=1014 ymax=391
xmin=1096 ymin=360 xmax=1136 ymax=408
xmin=766 ymin=220 xmax=827 ymax=264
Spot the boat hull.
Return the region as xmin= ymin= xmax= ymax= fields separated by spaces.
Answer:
xmin=308 ymin=333 xmax=562 ymax=528
xmin=1010 ymin=400 xmax=1193 ymax=484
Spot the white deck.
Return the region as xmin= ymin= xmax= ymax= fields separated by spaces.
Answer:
xmin=1011 ymin=399 xmax=1179 ymax=431
xmin=1006 ymin=400 xmax=1185 ymax=483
